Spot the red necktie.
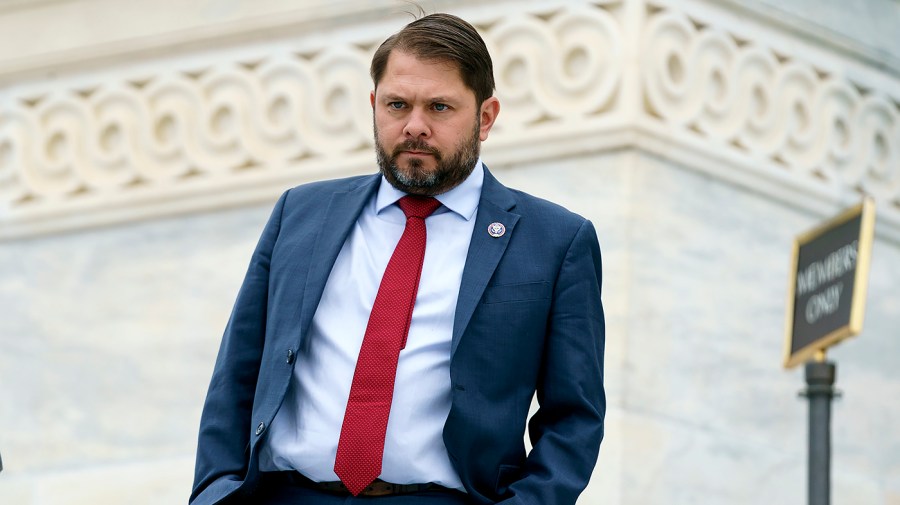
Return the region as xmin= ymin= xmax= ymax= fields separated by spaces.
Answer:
xmin=334 ymin=195 xmax=442 ymax=496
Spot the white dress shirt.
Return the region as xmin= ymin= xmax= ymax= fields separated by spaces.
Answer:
xmin=259 ymin=161 xmax=484 ymax=490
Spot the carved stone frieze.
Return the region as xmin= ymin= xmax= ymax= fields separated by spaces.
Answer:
xmin=642 ymin=4 xmax=899 ymax=211
xmin=0 ymin=0 xmax=897 ymax=239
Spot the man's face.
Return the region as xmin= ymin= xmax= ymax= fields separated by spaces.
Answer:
xmin=371 ymin=50 xmax=499 ymax=196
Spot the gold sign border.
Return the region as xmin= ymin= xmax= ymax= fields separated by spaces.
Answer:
xmin=783 ymin=198 xmax=876 ymax=369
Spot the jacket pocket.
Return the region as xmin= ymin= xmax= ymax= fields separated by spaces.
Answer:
xmin=481 ymin=281 xmax=550 ymax=304
xmin=495 ymin=463 xmax=523 ymax=496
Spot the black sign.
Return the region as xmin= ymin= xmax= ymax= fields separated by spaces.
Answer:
xmin=784 ymin=199 xmax=875 ymax=368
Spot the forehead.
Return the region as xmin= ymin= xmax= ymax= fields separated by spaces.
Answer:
xmin=377 ymin=50 xmax=470 ymax=97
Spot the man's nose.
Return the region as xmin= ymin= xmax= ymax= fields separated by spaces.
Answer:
xmin=403 ymin=108 xmax=431 ymax=139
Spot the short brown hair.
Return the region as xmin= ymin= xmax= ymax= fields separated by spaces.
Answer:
xmin=370 ymin=13 xmax=495 ymax=105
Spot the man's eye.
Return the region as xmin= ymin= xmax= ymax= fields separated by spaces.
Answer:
xmin=388 ymin=102 xmax=405 ymax=110
xmin=433 ymin=103 xmax=449 ymax=112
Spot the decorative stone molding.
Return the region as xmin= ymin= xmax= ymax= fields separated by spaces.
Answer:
xmin=2 ymin=49 xmax=375 ymax=192
xmin=0 ymin=0 xmax=898 ymax=240
xmin=640 ymin=1 xmax=900 ymax=221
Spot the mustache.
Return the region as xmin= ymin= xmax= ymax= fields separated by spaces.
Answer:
xmin=392 ymin=140 xmax=441 ymax=159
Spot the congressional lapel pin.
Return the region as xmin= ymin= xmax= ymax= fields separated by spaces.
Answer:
xmin=487 ymin=222 xmax=506 ymax=238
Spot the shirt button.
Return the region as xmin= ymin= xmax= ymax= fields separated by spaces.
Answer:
xmin=255 ymin=422 xmax=265 ymax=436
xmin=286 ymin=349 xmax=295 ymax=364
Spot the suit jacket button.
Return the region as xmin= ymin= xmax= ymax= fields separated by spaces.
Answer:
xmin=255 ymin=422 xmax=265 ymax=436
xmin=286 ymin=349 xmax=295 ymax=364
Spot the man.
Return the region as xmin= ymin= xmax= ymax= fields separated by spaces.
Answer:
xmin=191 ymin=12 xmax=605 ymax=505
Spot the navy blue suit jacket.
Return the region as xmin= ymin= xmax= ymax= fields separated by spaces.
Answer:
xmin=190 ymin=167 xmax=605 ymax=504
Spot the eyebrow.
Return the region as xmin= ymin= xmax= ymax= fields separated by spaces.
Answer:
xmin=380 ymin=93 xmax=458 ymax=104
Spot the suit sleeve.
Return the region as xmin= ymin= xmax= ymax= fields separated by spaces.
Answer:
xmin=502 ymin=219 xmax=606 ymax=505
xmin=189 ymin=192 xmax=287 ymax=503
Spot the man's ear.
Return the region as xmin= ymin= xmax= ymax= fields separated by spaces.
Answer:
xmin=478 ymin=97 xmax=500 ymax=141
xmin=370 ymin=90 xmax=376 ymax=108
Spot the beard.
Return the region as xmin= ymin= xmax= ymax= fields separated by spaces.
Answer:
xmin=375 ymin=119 xmax=481 ymax=196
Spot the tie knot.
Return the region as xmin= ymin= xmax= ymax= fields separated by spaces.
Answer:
xmin=397 ymin=195 xmax=442 ymax=219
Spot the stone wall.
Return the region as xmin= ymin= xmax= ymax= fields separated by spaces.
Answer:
xmin=1 ymin=0 xmax=898 ymax=503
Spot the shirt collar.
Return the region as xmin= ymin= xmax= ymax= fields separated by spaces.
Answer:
xmin=375 ymin=159 xmax=483 ymax=221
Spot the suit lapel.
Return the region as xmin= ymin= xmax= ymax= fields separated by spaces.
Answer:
xmin=297 ymin=175 xmax=380 ymax=342
xmin=451 ymin=167 xmax=519 ymax=358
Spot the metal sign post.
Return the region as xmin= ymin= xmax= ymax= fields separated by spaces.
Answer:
xmin=784 ymin=199 xmax=875 ymax=505
xmin=800 ymin=352 xmax=838 ymax=505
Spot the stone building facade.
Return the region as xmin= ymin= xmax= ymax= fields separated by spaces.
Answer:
xmin=1 ymin=0 xmax=898 ymax=503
